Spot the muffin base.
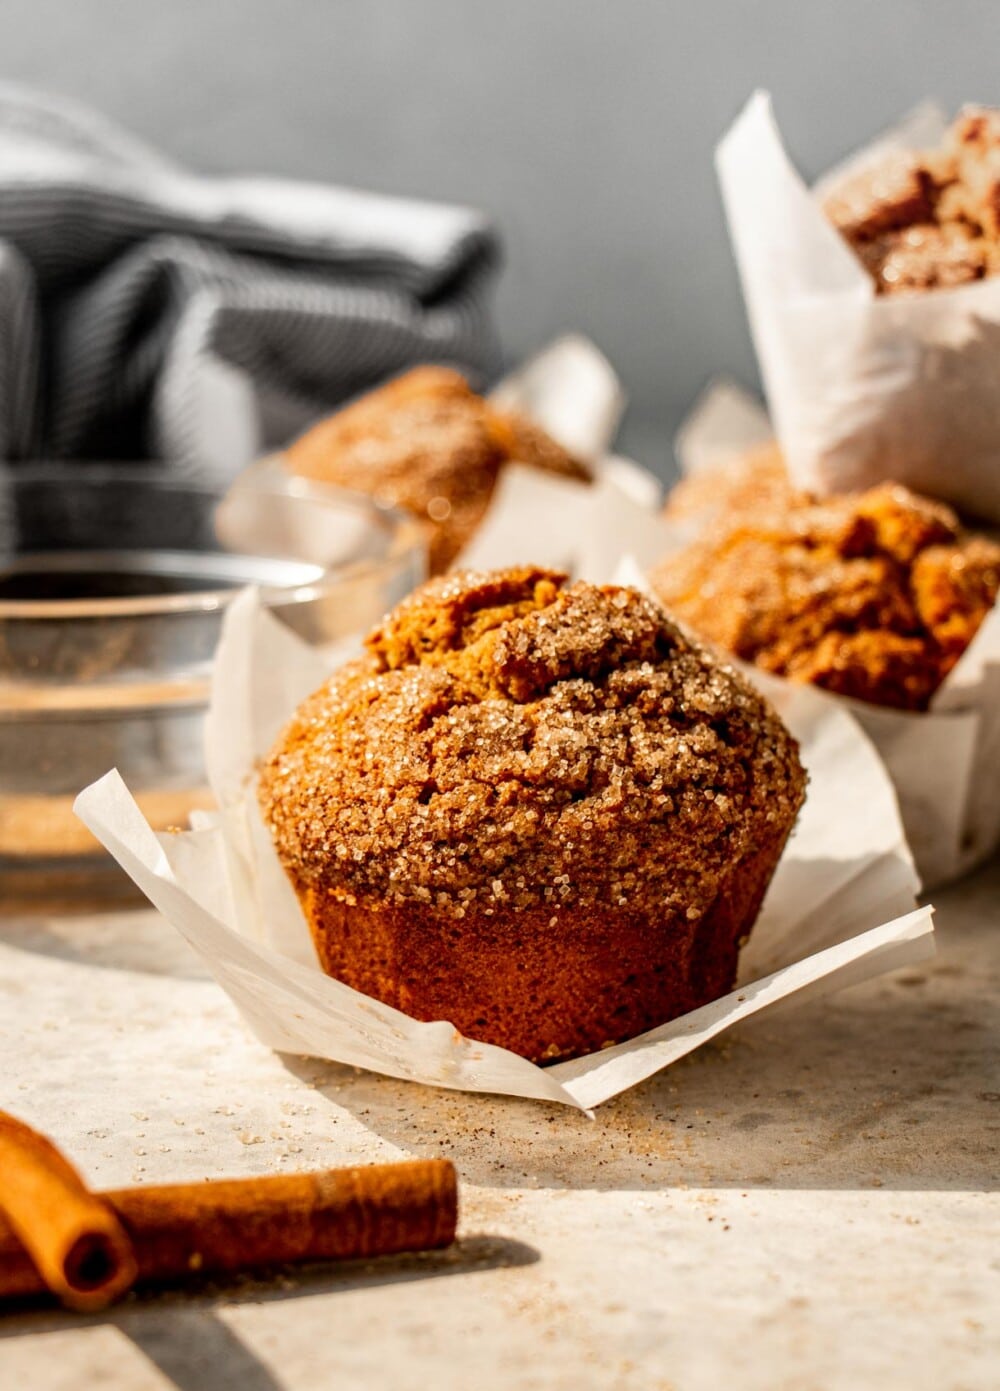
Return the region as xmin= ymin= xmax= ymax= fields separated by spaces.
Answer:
xmin=294 ymin=840 xmax=786 ymax=1063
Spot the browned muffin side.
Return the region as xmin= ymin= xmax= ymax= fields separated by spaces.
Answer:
xmin=653 ymin=459 xmax=1000 ymax=711
xmin=823 ymin=106 xmax=1000 ymax=294
xmin=259 ymin=566 xmax=806 ymax=1062
xmin=285 ymin=368 xmax=591 ymax=573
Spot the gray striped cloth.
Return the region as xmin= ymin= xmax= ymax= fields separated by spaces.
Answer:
xmin=0 ymin=85 xmax=501 ymax=487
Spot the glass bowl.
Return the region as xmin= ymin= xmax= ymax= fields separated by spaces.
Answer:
xmin=0 ymin=465 xmax=426 ymax=906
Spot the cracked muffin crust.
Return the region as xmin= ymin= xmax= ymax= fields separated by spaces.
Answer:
xmin=259 ymin=567 xmax=805 ymax=1062
xmin=284 ymin=367 xmax=590 ymax=573
xmin=823 ymin=106 xmax=1000 ymax=294
xmin=655 ymin=459 xmax=1000 ymax=712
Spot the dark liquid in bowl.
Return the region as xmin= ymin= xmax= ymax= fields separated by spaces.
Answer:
xmin=0 ymin=550 xmax=323 ymax=603
xmin=0 ymin=568 xmax=245 ymax=601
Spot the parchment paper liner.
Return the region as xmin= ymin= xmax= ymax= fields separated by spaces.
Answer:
xmin=718 ymin=92 xmax=1000 ymax=523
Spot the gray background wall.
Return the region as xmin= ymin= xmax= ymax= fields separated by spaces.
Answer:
xmin=4 ymin=0 xmax=1000 ymax=476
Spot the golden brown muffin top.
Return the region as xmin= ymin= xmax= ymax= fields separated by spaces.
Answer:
xmin=653 ymin=462 xmax=1000 ymax=711
xmin=284 ymin=367 xmax=591 ymax=572
xmin=664 ymin=443 xmax=800 ymax=533
xmin=823 ymin=106 xmax=1000 ymax=294
xmin=259 ymin=566 xmax=805 ymax=922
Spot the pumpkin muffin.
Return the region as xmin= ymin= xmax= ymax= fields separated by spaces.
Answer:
xmin=654 ymin=457 xmax=1000 ymax=712
xmin=823 ymin=106 xmax=1000 ymax=295
xmin=258 ymin=565 xmax=805 ymax=1062
xmin=284 ymin=367 xmax=591 ymax=573
xmin=664 ymin=443 xmax=799 ymax=533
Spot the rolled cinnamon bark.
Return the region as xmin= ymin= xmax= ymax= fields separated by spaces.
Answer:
xmin=0 ymin=1112 xmax=137 ymax=1311
xmin=0 ymin=1160 xmax=458 ymax=1303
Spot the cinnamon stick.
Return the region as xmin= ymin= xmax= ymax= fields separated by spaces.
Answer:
xmin=0 ymin=1144 xmax=457 ymax=1304
xmin=0 ymin=1112 xmax=137 ymax=1311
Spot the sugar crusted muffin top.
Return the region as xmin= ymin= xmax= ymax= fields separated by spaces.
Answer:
xmin=284 ymin=367 xmax=590 ymax=572
xmin=259 ymin=567 xmax=805 ymax=922
xmin=663 ymin=443 xmax=797 ymax=535
xmin=654 ymin=467 xmax=1000 ymax=711
xmin=823 ymin=106 xmax=1000 ymax=295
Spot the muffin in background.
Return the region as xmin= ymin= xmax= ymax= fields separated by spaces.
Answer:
xmin=654 ymin=453 xmax=1000 ymax=712
xmin=285 ymin=367 xmax=590 ymax=573
xmin=823 ymin=106 xmax=1000 ymax=295
xmin=259 ymin=566 xmax=805 ymax=1062
xmin=663 ymin=442 xmax=798 ymax=533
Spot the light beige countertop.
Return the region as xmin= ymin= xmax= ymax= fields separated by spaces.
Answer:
xmin=0 ymin=859 xmax=997 ymax=1391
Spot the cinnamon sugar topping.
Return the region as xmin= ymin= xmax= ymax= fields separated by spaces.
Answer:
xmin=823 ymin=105 xmax=1000 ymax=295
xmin=284 ymin=368 xmax=591 ymax=571
xmin=655 ymin=465 xmax=1000 ymax=711
xmin=259 ymin=568 xmax=805 ymax=921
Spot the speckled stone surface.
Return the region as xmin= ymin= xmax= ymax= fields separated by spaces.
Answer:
xmin=0 ymin=860 xmax=997 ymax=1390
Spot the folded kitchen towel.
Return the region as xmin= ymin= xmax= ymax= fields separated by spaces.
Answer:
xmin=0 ymin=85 xmax=501 ymax=485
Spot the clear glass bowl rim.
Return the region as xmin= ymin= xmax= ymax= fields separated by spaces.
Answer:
xmin=0 ymin=462 xmax=425 ymax=621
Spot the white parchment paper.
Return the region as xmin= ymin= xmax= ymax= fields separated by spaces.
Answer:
xmin=489 ymin=334 xmax=663 ymax=510
xmin=717 ymin=91 xmax=1000 ymax=522
xmin=674 ymin=379 xmax=1000 ymax=890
